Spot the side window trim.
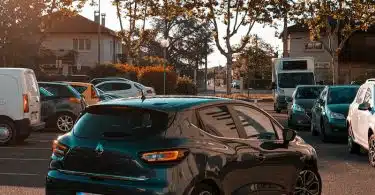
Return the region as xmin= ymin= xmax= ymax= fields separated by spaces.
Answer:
xmin=230 ymin=103 xmax=282 ymax=140
xmin=195 ymin=104 xmax=242 ymax=139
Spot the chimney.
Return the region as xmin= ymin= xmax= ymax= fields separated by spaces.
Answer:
xmin=101 ymin=13 xmax=106 ymax=27
xmin=94 ymin=11 xmax=100 ymax=24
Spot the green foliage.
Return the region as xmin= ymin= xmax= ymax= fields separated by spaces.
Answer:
xmin=175 ymin=76 xmax=197 ymax=95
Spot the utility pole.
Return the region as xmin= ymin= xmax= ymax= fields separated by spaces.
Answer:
xmin=204 ymin=40 xmax=208 ymax=91
xmin=254 ymin=35 xmax=258 ymax=88
xmin=97 ymin=0 xmax=101 ymax=66
xmin=282 ymin=0 xmax=289 ymax=58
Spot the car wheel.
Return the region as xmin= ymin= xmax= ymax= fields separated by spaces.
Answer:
xmin=348 ymin=124 xmax=360 ymax=154
xmin=0 ymin=119 xmax=16 ymax=145
xmin=368 ymin=134 xmax=375 ymax=167
xmin=311 ymin=123 xmax=318 ymax=136
xmin=294 ymin=168 xmax=322 ymax=195
xmin=55 ymin=113 xmax=75 ymax=133
xmin=190 ymin=183 xmax=218 ymax=195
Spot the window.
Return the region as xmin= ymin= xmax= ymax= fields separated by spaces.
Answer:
xmin=73 ymin=38 xmax=91 ymax=51
xmin=232 ymin=106 xmax=277 ymax=140
xmin=25 ymin=72 xmax=38 ymax=96
xmin=320 ymin=88 xmax=327 ymax=101
xmin=71 ymin=85 xmax=88 ymax=94
xmin=112 ymin=83 xmax=131 ymax=91
xmin=363 ymin=87 xmax=372 ymax=104
xmin=327 ymin=87 xmax=359 ymax=104
xmin=356 ymin=87 xmax=366 ymax=104
xmin=198 ymin=105 xmax=239 ymax=138
xmin=39 ymin=85 xmax=81 ymax=98
xmin=305 ymin=41 xmax=323 ymax=50
xmin=97 ymin=83 xmax=112 ymax=91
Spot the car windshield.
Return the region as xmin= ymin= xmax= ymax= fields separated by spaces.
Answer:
xmin=295 ymin=87 xmax=324 ymax=99
xmin=39 ymin=87 xmax=54 ymax=97
xmin=278 ymin=73 xmax=315 ymax=88
xmin=71 ymin=85 xmax=88 ymax=94
xmin=327 ymin=87 xmax=359 ymax=104
xmin=73 ymin=106 xmax=175 ymax=139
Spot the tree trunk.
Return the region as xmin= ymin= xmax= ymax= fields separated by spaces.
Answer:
xmin=226 ymin=54 xmax=232 ymax=95
xmin=331 ymin=53 xmax=339 ymax=84
xmin=204 ymin=50 xmax=208 ymax=91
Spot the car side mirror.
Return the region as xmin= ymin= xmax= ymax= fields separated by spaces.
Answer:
xmin=358 ymin=102 xmax=371 ymax=111
xmin=283 ymin=128 xmax=297 ymax=144
xmin=271 ymin=82 xmax=276 ymax=90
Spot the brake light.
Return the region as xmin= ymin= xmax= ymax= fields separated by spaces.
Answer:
xmin=140 ymin=149 xmax=189 ymax=163
xmin=52 ymin=140 xmax=69 ymax=158
xmin=23 ymin=94 xmax=29 ymax=113
xmin=68 ymin=97 xmax=81 ymax=104
xmin=146 ymin=89 xmax=153 ymax=94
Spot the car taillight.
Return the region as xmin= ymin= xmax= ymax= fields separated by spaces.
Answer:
xmin=146 ymin=89 xmax=153 ymax=94
xmin=23 ymin=94 xmax=29 ymax=113
xmin=68 ymin=97 xmax=81 ymax=104
xmin=140 ymin=149 xmax=189 ymax=163
xmin=52 ymin=140 xmax=69 ymax=158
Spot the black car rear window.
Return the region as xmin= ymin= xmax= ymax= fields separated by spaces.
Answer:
xmin=73 ymin=106 xmax=174 ymax=139
xmin=295 ymin=87 xmax=324 ymax=99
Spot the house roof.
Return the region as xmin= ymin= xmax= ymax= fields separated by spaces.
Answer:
xmin=42 ymin=11 xmax=118 ymax=37
xmin=279 ymin=24 xmax=309 ymax=38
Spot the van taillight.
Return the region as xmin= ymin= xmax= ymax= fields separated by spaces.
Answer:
xmin=23 ymin=94 xmax=29 ymax=113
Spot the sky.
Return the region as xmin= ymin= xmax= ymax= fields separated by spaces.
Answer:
xmin=80 ymin=1 xmax=283 ymax=68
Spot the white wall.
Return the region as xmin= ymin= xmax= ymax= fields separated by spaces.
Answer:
xmin=41 ymin=33 xmax=122 ymax=68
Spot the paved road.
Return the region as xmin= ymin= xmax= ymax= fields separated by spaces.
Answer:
xmin=1 ymin=102 xmax=374 ymax=194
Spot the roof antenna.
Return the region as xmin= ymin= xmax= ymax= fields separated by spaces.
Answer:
xmin=140 ymin=89 xmax=146 ymax=102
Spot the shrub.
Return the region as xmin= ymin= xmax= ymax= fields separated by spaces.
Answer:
xmin=87 ymin=64 xmax=138 ymax=81
xmin=138 ymin=65 xmax=177 ymax=94
xmin=175 ymin=76 xmax=197 ymax=95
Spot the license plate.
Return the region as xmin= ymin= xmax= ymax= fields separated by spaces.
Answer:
xmin=77 ymin=193 xmax=102 ymax=195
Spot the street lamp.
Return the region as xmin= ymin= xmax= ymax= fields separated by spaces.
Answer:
xmin=160 ymin=38 xmax=169 ymax=95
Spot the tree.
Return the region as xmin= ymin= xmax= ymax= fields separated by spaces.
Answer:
xmin=201 ymin=0 xmax=275 ymax=94
xmin=0 ymin=0 xmax=85 ymax=68
xmin=113 ymin=0 xmax=150 ymax=64
xmin=294 ymin=0 xmax=375 ymax=84
xmin=152 ymin=17 xmax=214 ymax=75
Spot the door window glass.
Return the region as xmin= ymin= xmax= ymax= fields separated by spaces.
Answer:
xmin=112 ymin=83 xmax=132 ymax=90
xmin=97 ymin=83 xmax=112 ymax=91
xmin=363 ymin=87 xmax=372 ymax=104
xmin=232 ymin=105 xmax=277 ymax=140
xmin=198 ymin=105 xmax=239 ymax=138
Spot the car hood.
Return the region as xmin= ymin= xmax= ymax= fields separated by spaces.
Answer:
xmin=327 ymin=104 xmax=350 ymax=116
xmin=294 ymin=99 xmax=316 ymax=110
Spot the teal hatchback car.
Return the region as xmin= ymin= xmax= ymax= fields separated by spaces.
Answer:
xmin=310 ymin=85 xmax=360 ymax=142
xmin=45 ymin=96 xmax=322 ymax=195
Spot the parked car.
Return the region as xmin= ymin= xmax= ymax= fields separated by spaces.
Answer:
xmin=347 ymin=80 xmax=375 ymax=166
xmin=94 ymin=88 xmax=122 ymax=101
xmin=65 ymin=82 xmax=100 ymax=105
xmin=95 ymin=80 xmax=155 ymax=98
xmin=287 ymin=85 xmax=325 ymax=129
xmin=0 ymin=68 xmax=45 ymax=145
xmin=90 ymin=77 xmax=130 ymax=85
xmin=38 ymin=82 xmax=86 ymax=132
xmin=46 ymin=96 xmax=322 ymax=195
xmin=311 ymin=85 xmax=360 ymax=142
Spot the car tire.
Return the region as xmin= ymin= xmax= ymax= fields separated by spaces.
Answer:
xmin=0 ymin=119 xmax=16 ymax=146
xmin=190 ymin=183 xmax=219 ymax=195
xmin=55 ymin=113 xmax=76 ymax=133
xmin=320 ymin=119 xmax=328 ymax=143
xmin=348 ymin=124 xmax=360 ymax=154
xmin=311 ymin=123 xmax=319 ymax=136
xmin=294 ymin=168 xmax=322 ymax=195
xmin=368 ymin=134 xmax=375 ymax=167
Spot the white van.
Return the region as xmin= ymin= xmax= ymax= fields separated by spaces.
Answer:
xmin=0 ymin=68 xmax=45 ymax=145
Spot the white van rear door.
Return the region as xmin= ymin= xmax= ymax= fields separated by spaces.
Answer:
xmin=24 ymin=71 xmax=41 ymax=125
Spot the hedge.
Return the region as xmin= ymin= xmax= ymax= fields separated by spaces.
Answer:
xmin=138 ymin=65 xmax=177 ymax=95
xmin=175 ymin=76 xmax=197 ymax=95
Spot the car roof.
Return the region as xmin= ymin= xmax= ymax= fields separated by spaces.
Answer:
xmin=296 ymin=85 xmax=325 ymax=88
xmin=65 ymin=82 xmax=93 ymax=86
xmin=95 ymin=80 xmax=133 ymax=85
xmin=327 ymin=85 xmax=360 ymax=89
xmin=93 ymin=96 xmax=231 ymax=112
xmin=38 ymin=81 xmax=69 ymax=86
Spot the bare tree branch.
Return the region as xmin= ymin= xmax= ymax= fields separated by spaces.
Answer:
xmin=233 ymin=20 xmax=255 ymax=53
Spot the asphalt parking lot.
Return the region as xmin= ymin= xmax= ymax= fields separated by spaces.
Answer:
xmin=0 ymin=102 xmax=374 ymax=195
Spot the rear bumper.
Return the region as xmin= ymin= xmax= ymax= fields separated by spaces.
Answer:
xmin=325 ymin=120 xmax=347 ymax=137
xmin=46 ymin=170 xmax=184 ymax=195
